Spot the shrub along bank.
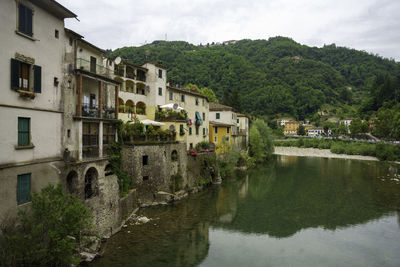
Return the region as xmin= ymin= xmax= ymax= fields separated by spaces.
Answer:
xmin=275 ymin=138 xmax=400 ymax=161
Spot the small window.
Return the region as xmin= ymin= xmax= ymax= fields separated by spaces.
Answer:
xmin=158 ymin=69 xmax=162 ymax=78
xmin=169 ymin=92 xmax=173 ymax=100
xmin=237 ymin=119 xmax=239 ymax=123
xmin=214 ymin=136 xmax=217 ymax=142
xmin=90 ymin=56 xmax=96 ymax=73
xmin=216 ymin=113 xmax=220 ymax=119
xmin=203 ymin=128 xmax=206 ymax=135
xmin=18 ymin=3 xmax=33 ymax=37
xmin=18 ymin=117 xmax=30 ymax=146
xmin=158 ymin=87 xmax=162 ymax=96
xmin=171 ymin=150 xmax=178 ymax=161
xmin=17 ymin=173 xmax=31 ymax=205
xmin=225 ymin=136 xmax=230 ymax=142
xmin=55 ymin=29 xmax=59 ymax=39
xmin=227 ymin=127 xmax=230 ymax=134
xmin=69 ymin=37 xmax=73 ymax=46
xmin=195 ymin=127 xmax=199 ymax=135
xmin=202 ymin=112 xmax=205 ymax=121
xmin=189 ymin=127 xmax=192 ymax=135
xmin=190 ymin=143 xmax=193 ymax=149
xmin=195 ymin=98 xmax=199 ymax=105
xmin=180 ymin=124 xmax=184 ymax=135
xmin=181 ymin=94 xmax=185 ymax=102
xmin=143 ymin=176 xmax=149 ymax=181
xmin=142 ymin=155 xmax=148 ymax=166
xmin=214 ymin=126 xmax=218 ymax=134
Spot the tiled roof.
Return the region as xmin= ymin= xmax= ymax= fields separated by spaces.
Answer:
xmin=209 ymin=102 xmax=233 ymax=111
xmin=167 ymin=86 xmax=208 ymax=100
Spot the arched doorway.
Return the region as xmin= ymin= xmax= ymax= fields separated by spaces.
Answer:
xmin=136 ymin=102 xmax=146 ymax=115
xmin=125 ymin=99 xmax=135 ymax=114
xmin=84 ymin=167 xmax=98 ymax=199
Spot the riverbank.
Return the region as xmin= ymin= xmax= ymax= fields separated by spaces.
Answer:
xmin=274 ymin=146 xmax=379 ymax=161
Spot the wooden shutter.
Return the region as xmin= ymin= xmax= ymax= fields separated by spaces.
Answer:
xmin=11 ymin=58 xmax=20 ymax=90
xmin=26 ymin=7 xmax=33 ymax=37
xmin=17 ymin=173 xmax=31 ymax=205
xmin=18 ymin=3 xmax=25 ymax=33
xmin=18 ymin=118 xmax=30 ymax=146
xmin=33 ymin=65 xmax=41 ymax=93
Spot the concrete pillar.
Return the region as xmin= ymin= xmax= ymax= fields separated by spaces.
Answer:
xmin=115 ymin=85 xmax=119 ymax=120
xmin=77 ymin=74 xmax=82 ymax=116
xmin=98 ymin=81 xmax=103 ymax=119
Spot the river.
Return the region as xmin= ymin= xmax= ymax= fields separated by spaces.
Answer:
xmin=89 ymin=155 xmax=400 ymax=267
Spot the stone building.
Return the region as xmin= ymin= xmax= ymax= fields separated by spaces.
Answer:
xmin=0 ymin=0 xmax=77 ymax=224
xmin=232 ymin=113 xmax=249 ymax=150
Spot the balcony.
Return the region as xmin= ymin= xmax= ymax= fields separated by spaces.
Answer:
xmin=77 ymin=58 xmax=112 ymax=77
xmin=79 ymin=104 xmax=116 ymax=119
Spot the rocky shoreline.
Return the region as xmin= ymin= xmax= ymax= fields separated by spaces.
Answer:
xmin=274 ymin=146 xmax=379 ymax=161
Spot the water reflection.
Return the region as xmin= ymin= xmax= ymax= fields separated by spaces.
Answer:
xmin=91 ymin=156 xmax=400 ymax=267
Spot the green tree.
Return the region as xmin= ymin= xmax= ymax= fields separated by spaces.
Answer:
xmin=349 ymin=117 xmax=363 ymax=136
xmin=0 ymin=184 xmax=93 ymax=266
xmin=297 ymin=125 xmax=306 ymax=136
xmin=249 ymin=119 xmax=274 ymax=161
xmin=198 ymin=87 xmax=217 ymax=102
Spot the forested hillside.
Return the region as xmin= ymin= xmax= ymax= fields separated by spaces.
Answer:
xmin=109 ymin=37 xmax=399 ymax=120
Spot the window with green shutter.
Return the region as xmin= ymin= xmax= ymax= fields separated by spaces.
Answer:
xmin=189 ymin=127 xmax=192 ymax=135
xmin=195 ymin=127 xmax=199 ymax=135
xmin=18 ymin=3 xmax=33 ymax=37
xmin=203 ymin=128 xmax=206 ymax=135
xmin=216 ymin=113 xmax=220 ymax=119
xmin=17 ymin=173 xmax=31 ymax=205
xmin=18 ymin=117 xmax=30 ymax=146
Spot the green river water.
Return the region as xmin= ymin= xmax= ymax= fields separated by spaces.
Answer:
xmin=90 ymin=155 xmax=400 ymax=267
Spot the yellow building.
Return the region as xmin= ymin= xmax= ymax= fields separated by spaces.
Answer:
xmin=209 ymin=121 xmax=233 ymax=154
xmin=284 ymin=120 xmax=299 ymax=135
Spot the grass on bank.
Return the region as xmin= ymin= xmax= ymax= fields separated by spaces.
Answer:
xmin=275 ymin=138 xmax=400 ymax=161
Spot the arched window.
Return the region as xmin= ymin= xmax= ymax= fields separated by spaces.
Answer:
xmin=171 ymin=150 xmax=178 ymax=161
xmin=84 ymin=167 xmax=98 ymax=199
xmin=136 ymin=102 xmax=146 ymax=115
xmin=126 ymin=80 xmax=134 ymax=93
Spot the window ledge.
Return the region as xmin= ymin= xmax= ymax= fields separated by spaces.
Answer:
xmin=15 ymin=144 xmax=35 ymax=150
xmin=17 ymin=201 xmax=31 ymax=207
xmin=15 ymin=30 xmax=37 ymax=41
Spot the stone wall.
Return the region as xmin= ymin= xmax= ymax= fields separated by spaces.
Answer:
xmin=122 ymin=143 xmax=219 ymax=205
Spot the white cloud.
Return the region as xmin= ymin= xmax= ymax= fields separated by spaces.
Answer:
xmin=59 ymin=0 xmax=400 ymax=61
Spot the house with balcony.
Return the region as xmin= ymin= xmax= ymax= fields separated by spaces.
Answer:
xmin=165 ymin=86 xmax=209 ymax=150
xmin=0 ymin=0 xmax=77 ymax=224
xmin=208 ymin=103 xmax=238 ymax=152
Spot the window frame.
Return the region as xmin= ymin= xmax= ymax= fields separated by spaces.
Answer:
xmin=181 ymin=94 xmax=185 ymax=102
xmin=169 ymin=92 xmax=173 ymax=100
xmin=17 ymin=117 xmax=31 ymax=148
xmin=158 ymin=87 xmax=162 ymax=96
xmin=216 ymin=113 xmax=220 ymax=119
xmin=214 ymin=126 xmax=218 ymax=134
xmin=17 ymin=173 xmax=31 ymax=205
xmin=227 ymin=127 xmax=230 ymax=134
xmin=158 ymin=69 xmax=163 ymax=78
xmin=17 ymin=3 xmax=34 ymax=38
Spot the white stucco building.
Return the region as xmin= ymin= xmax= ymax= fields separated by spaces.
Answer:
xmin=0 ymin=0 xmax=76 ymax=222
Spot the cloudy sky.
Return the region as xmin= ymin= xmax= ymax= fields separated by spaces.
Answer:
xmin=59 ymin=0 xmax=400 ymax=61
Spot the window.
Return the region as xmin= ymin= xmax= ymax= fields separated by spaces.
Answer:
xmin=237 ymin=119 xmax=239 ymax=123
xmin=225 ymin=136 xmax=230 ymax=142
xmin=17 ymin=173 xmax=31 ymax=205
xmin=214 ymin=136 xmax=217 ymax=142
xmin=202 ymin=112 xmax=205 ymax=121
xmin=143 ymin=176 xmax=149 ymax=181
xmin=190 ymin=143 xmax=193 ymax=149
xmin=180 ymin=124 xmax=184 ymax=135
xmin=18 ymin=3 xmax=33 ymax=37
xmin=158 ymin=87 xmax=162 ymax=96
xmin=103 ymin=123 xmax=115 ymax=147
xmin=189 ymin=127 xmax=192 ymax=135
xmin=18 ymin=117 xmax=30 ymax=146
xmin=82 ymin=122 xmax=99 ymax=158
xmin=216 ymin=113 xmax=220 ymax=119
xmin=227 ymin=127 xmax=230 ymax=134
xmin=11 ymin=58 xmax=42 ymax=93
xmin=195 ymin=127 xmax=199 ymax=135
xmin=169 ymin=92 xmax=173 ymax=100
xmin=203 ymin=128 xmax=206 ymax=135
xmin=69 ymin=37 xmax=73 ymax=46
xmin=181 ymin=94 xmax=185 ymax=102
xmin=55 ymin=29 xmax=59 ymax=38
xmin=195 ymin=98 xmax=199 ymax=105
xmin=90 ymin=56 xmax=96 ymax=73
xmin=142 ymin=155 xmax=148 ymax=166
xmin=158 ymin=69 xmax=162 ymax=78
xmin=214 ymin=126 xmax=218 ymax=134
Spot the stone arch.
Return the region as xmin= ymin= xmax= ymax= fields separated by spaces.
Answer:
xmin=136 ymin=101 xmax=146 ymax=115
xmin=66 ymin=170 xmax=78 ymax=195
xmin=105 ymin=164 xmax=113 ymax=176
xmin=84 ymin=167 xmax=98 ymax=200
xmin=114 ymin=77 xmax=124 ymax=91
xmin=136 ymin=82 xmax=146 ymax=95
xmin=126 ymin=80 xmax=134 ymax=93
xmin=171 ymin=150 xmax=178 ymax=161
xmin=126 ymin=66 xmax=135 ymax=79
xmin=125 ymin=99 xmax=134 ymax=114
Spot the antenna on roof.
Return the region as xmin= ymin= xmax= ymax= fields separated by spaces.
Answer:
xmin=114 ymin=56 xmax=121 ymax=65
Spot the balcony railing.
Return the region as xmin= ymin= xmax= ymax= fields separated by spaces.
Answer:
xmin=77 ymin=58 xmax=112 ymax=77
xmin=81 ymin=103 xmax=99 ymax=118
xmin=79 ymin=104 xmax=116 ymax=119
xmin=123 ymin=134 xmax=176 ymax=144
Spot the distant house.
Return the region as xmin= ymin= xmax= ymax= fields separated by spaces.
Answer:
xmin=341 ymin=118 xmax=352 ymax=127
xmin=284 ymin=120 xmax=299 ymax=135
xmin=277 ymin=118 xmax=294 ymax=127
xmin=308 ymin=127 xmax=331 ymax=137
